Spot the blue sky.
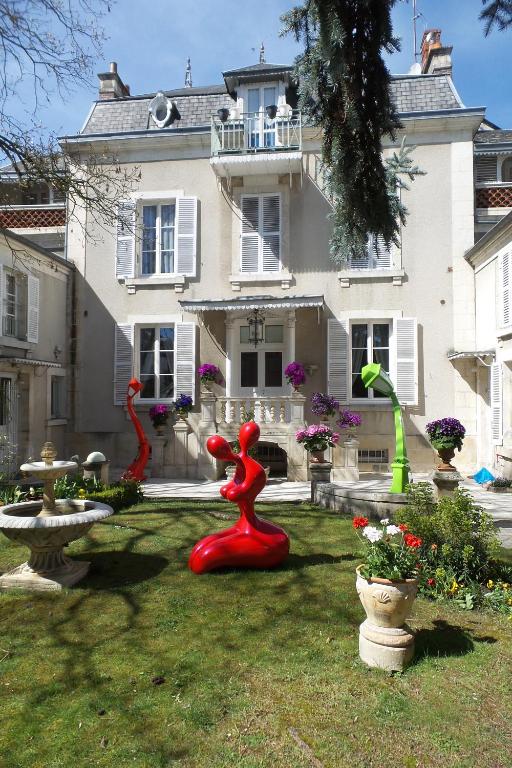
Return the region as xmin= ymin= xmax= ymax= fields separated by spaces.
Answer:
xmin=9 ymin=0 xmax=512 ymax=139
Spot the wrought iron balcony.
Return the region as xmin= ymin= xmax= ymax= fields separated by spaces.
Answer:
xmin=211 ymin=110 xmax=302 ymax=157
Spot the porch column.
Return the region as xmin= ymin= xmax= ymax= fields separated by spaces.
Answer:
xmin=286 ymin=310 xmax=296 ymax=366
xmin=225 ymin=315 xmax=234 ymax=398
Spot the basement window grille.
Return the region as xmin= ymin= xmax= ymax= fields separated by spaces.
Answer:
xmin=358 ymin=449 xmax=389 ymax=465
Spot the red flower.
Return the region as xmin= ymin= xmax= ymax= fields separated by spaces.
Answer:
xmin=353 ymin=516 xmax=369 ymax=529
xmin=404 ymin=533 xmax=422 ymax=548
xmin=427 ymin=578 xmax=436 ymax=588
xmin=398 ymin=524 xmax=408 ymax=532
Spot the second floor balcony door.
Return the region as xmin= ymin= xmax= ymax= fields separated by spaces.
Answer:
xmin=247 ymin=87 xmax=277 ymax=149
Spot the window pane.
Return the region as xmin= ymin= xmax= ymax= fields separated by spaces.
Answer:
xmin=142 ymin=205 xmax=157 ymax=274
xmin=240 ymin=326 xmax=250 ymax=344
xmin=373 ymin=323 xmax=389 ymax=348
xmin=143 ymin=205 xmax=157 ymax=227
xmin=140 ymin=376 xmax=155 ymax=399
xmin=140 ymin=352 xmax=154 ymax=375
xmin=161 ymin=204 xmax=175 ymax=227
xmin=160 ymin=205 xmax=175 ymax=273
xmin=373 ymin=349 xmax=389 ymax=371
xmin=265 ymin=325 xmax=283 ymax=343
xmin=351 ymin=348 xmax=368 ymax=375
xmin=160 ymin=376 xmax=174 ymax=399
xmin=265 ymin=352 xmax=282 ymax=387
xmin=140 ymin=328 xmax=155 ymax=351
xmin=159 ymin=327 xmax=174 ymax=350
xmin=352 ymin=324 xmax=368 ymax=348
xmin=264 ymin=87 xmax=276 ymax=107
xmin=241 ymin=352 xmax=258 ymax=387
xmin=352 ymin=375 xmax=368 ymax=398
xmin=160 ymin=352 xmax=174 ymax=375
xmin=248 ymin=89 xmax=260 ymax=113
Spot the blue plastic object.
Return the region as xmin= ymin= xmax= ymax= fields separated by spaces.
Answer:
xmin=473 ymin=467 xmax=495 ymax=484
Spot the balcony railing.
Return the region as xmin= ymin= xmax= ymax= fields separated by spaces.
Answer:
xmin=215 ymin=395 xmax=306 ymax=427
xmin=211 ymin=110 xmax=302 ymax=156
xmin=0 ymin=204 xmax=66 ymax=229
xmin=475 ymin=183 xmax=512 ymax=209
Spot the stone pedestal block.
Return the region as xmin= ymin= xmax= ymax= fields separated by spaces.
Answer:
xmin=150 ymin=436 xmax=168 ymax=477
xmin=310 ymin=461 xmax=332 ymax=502
xmin=289 ymin=392 xmax=306 ymax=426
xmin=199 ymin=390 xmax=217 ymax=429
xmin=173 ymin=420 xmax=192 ymax=478
xmin=335 ymin=438 xmax=360 ymax=482
xmin=359 ymin=619 xmax=415 ymax=672
xmin=432 ymin=469 xmax=462 ymax=498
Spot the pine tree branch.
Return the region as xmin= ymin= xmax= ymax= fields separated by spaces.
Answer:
xmin=480 ymin=0 xmax=512 ymax=35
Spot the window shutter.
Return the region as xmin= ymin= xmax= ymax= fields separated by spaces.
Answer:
xmin=262 ymin=194 xmax=281 ymax=272
xmin=26 ymin=275 xmax=39 ymax=343
xmin=175 ymin=322 xmax=196 ymax=403
xmin=499 ymin=248 xmax=511 ymax=328
xmin=116 ymin=201 xmax=136 ymax=279
xmin=240 ymin=195 xmax=260 ymax=273
xmin=176 ymin=196 xmax=197 ymax=276
xmin=475 ymin=156 xmax=497 ymax=183
xmin=490 ymin=363 xmax=503 ymax=446
xmin=394 ymin=318 xmax=418 ymax=405
xmin=327 ymin=318 xmax=349 ymax=404
xmin=114 ymin=323 xmax=134 ymax=405
xmin=374 ymin=235 xmax=392 ymax=268
xmin=348 ymin=235 xmax=392 ymax=270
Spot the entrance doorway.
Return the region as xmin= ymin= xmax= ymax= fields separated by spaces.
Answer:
xmin=233 ymin=318 xmax=286 ymax=398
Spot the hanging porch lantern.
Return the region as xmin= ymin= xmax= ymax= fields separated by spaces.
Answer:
xmin=247 ymin=309 xmax=265 ymax=346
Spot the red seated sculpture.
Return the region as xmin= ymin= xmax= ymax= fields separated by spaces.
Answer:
xmin=188 ymin=421 xmax=290 ymax=574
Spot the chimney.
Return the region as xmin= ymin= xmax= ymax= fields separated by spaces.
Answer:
xmin=97 ymin=61 xmax=130 ymax=100
xmin=420 ymin=29 xmax=453 ymax=77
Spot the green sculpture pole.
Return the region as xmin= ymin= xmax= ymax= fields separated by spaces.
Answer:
xmin=361 ymin=363 xmax=410 ymax=494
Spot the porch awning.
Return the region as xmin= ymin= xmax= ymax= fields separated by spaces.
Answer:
xmin=179 ymin=294 xmax=324 ymax=313
xmin=447 ymin=350 xmax=495 ymax=361
xmin=0 ymin=357 xmax=62 ymax=368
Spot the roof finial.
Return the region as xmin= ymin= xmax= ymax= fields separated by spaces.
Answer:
xmin=259 ymin=42 xmax=265 ymax=64
xmin=185 ymin=57 xmax=192 ymax=88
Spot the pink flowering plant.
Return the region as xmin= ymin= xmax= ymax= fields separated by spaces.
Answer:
xmin=336 ymin=409 xmax=362 ymax=436
xmin=353 ymin=516 xmax=422 ymax=580
xmin=295 ymin=424 xmax=340 ymax=452
xmin=198 ymin=363 xmax=220 ymax=384
xmin=284 ymin=361 xmax=306 ymax=387
xmin=149 ymin=403 xmax=170 ymax=428
xmin=310 ymin=392 xmax=339 ymax=418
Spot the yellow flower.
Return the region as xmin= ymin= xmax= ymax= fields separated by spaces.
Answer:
xmin=487 ymin=580 xmax=494 ymax=589
xmin=78 ymin=488 xmax=86 ymax=498
xmin=449 ymin=579 xmax=459 ymax=594
xmin=502 ymin=583 xmax=509 ymax=591
xmin=507 ymin=598 xmax=512 ymax=606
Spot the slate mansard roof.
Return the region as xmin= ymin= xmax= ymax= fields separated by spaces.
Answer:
xmin=79 ymin=72 xmax=466 ymax=138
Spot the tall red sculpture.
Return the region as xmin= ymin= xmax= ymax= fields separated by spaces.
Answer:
xmin=188 ymin=421 xmax=290 ymax=574
xmin=122 ymin=378 xmax=150 ymax=482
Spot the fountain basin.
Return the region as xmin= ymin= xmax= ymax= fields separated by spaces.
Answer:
xmin=0 ymin=500 xmax=114 ymax=591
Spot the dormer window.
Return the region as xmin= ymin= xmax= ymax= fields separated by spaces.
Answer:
xmin=502 ymin=157 xmax=512 ymax=183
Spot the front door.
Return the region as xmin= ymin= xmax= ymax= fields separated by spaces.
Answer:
xmin=235 ymin=319 xmax=285 ymax=398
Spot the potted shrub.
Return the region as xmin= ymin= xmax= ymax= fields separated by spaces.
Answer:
xmin=173 ymin=394 xmax=193 ymax=421
xmin=295 ymin=424 xmax=340 ymax=463
xmin=310 ymin=392 xmax=339 ymax=422
xmin=198 ymin=363 xmax=220 ymax=391
xmin=487 ymin=477 xmax=512 ymax=493
xmin=425 ymin=417 xmax=466 ymax=471
xmin=336 ymin=409 xmax=362 ymax=442
xmin=149 ymin=404 xmax=170 ymax=435
xmin=284 ymin=361 xmax=306 ymax=391
xmin=353 ymin=516 xmax=422 ymax=670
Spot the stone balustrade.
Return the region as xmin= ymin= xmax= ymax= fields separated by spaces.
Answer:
xmin=216 ymin=395 xmax=304 ymax=427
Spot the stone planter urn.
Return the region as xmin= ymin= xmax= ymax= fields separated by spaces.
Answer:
xmin=309 ymin=450 xmax=325 ymax=463
xmin=154 ymin=423 xmax=167 ymax=436
xmin=356 ymin=565 xmax=418 ymax=671
xmin=435 ymin=445 xmax=456 ymax=471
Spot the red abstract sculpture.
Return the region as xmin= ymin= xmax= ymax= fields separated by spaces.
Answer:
xmin=188 ymin=421 xmax=290 ymax=574
xmin=122 ymin=378 xmax=150 ymax=482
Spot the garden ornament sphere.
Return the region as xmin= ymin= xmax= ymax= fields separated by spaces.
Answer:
xmin=188 ymin=421 xmax=289 ymax=574
xmin=86 ymin=451 xmax=106 ymax=464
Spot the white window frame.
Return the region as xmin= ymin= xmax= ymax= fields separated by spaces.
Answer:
xmin=46 ymin=369 xmax=67 ymax=425
xmin=140 ymin=200 xmax=177 ymax=277
xmin=240 ymin=193 xmax=282 ymax=274
xmin=135 ymin=322 xmax=176 ymax=403
xmin=349 ymin=319 xmax=392 ymax=402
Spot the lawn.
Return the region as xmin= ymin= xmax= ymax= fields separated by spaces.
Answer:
xmin=0 ymin=500 xmax=511 ymax=768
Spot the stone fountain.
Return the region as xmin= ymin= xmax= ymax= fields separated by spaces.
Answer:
xmin=0 ymin=442 xmax=114 ymax=591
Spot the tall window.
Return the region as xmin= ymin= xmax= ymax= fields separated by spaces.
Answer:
xmin=142 ymin=203 xmax=176 ymax=275
xmin=351 ymin=322 xmax=390 ymax=398
xmin=3 ymin=273 xmax=16 ymax=337
xmin=50 ymin=376 xmax=65 ymax=418
xmin=139 ymin=325 xmax=175 ymax=399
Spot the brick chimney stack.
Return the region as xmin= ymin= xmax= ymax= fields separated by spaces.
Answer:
xmin=97 ymin=62 xmax=130 ymax=100
xmin=420 ymin=29 xmax=453 ymax=77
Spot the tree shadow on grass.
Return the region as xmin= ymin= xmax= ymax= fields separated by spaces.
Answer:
xmin=413 ymin=619 xmax=497 ymax=664
xmin=83 ymin=550 xmax=169 ymax=588
xmin=281 ymin=552 xmax=355 ymax=570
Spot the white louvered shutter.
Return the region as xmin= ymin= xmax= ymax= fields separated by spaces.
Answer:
xmin=394 ymin=318 xmax=417 ymax=405
xmin=114 ymin=323 xmax=134 ymax=405
xmin=240 ymin=196 xmax=260 ymax=273
xmin=490 ymin=363 xmax=503 ymax=446
xmin=327 ymin=318 xmax=349 ymax=403
xmin=116 ymin=201 xmax=136 ymax=279
xmin=374 ymin=235 xmax=392 ymax=268
xmin=176 ymin=197 xmax=198 ymax=276
xmin=26 ymin=275 xmax=39 ymax=343
xmin=499 ymin=248 xmax=511 ymax=328
xmin=175 ymin=323 xmax=196 ymax=403
xmin=262 ymin=194 xmax=281 ymax=272
xmin=475 ymin=156 xmax=497 ymax=183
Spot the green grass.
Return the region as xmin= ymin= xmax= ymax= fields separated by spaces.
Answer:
xmin=0 ymin=500 xmax=511 ymax=768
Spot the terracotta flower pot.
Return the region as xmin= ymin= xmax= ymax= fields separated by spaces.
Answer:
xmin=355 ymin=565 xmax=418 ymax=629
xmin=436 ymin=446 xmax=456 ymax=471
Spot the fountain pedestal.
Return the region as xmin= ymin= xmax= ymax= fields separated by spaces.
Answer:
xmin=0 ymin=442 xmax=114 ymax=591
